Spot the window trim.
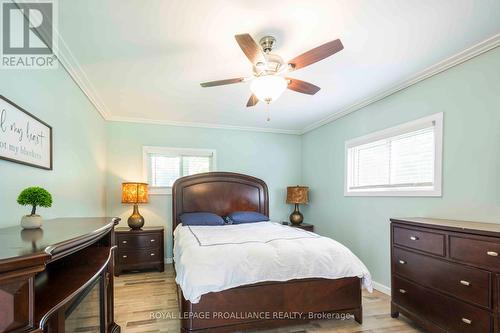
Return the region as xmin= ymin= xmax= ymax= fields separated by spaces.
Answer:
xmin=142 ymin=146 xmax=217 ymax=195
xmin=344 ymin=112 xmax=443 ymax=197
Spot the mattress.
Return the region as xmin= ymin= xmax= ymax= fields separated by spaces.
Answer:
xmin=173 ymin=221 xmax=373 ymax=303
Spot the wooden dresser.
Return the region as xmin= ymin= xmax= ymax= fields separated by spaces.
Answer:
xmin=115 ymin=226 xmax=164 ymax=275
xmin=391 ymin=217 xmax=500 ymax=333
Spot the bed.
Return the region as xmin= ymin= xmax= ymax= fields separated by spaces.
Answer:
xmin=172 ymin=172 xmax=371 ymax=332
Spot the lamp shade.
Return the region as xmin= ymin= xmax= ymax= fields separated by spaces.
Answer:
xmin=286 ymin=186 xmax=309 ymax=204
xmin=122 ymin=182 xmax=149 ymax=204
xmin=250 ymin=75 xmax=287 ymax=103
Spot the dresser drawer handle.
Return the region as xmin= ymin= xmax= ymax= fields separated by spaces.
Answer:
xmin=399 ymin=289 xmax=407 ymax=294
xmin=398 ymin=260 xmax=406 ymax=265
xmin=462 ymin=318 xmax=472 ymax=325
xmin=150 ymin=239 xmax=155 ymax=242
xmin=409 ymin=236 xmax=419 ymax=241
xmin=150 ymin=253 xmax=155 ymax=256
xmin=122 ymin=240 xmax=127 ymax=244
xmin=122 ymin=255 xmax=127 ymax=258
xmin=487 ymin=251 xmax=499 ymax=257
xmin=460 ymin=280 xmax=470 ymax=286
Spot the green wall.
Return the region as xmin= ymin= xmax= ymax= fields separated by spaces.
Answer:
xmin=106 ymin=122 xmax=302 ymax=258
xmin=301 ymin=47 xmax=500 ymax=288
xmin=0 ymin=67 xmax=107 ymax=227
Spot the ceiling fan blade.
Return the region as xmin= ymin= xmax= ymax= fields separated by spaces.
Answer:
xmin=200 ymin=78 xmax=245 ymax=87
xmin=288 ymin=39 xmax=343 ymax=71
xmin=246 ymin=94 xmax=259 ymax=107
xmin=235 ymin=34 xmax=266 ymax=65
xmin=286 ymin=78 xmax=321 ymax=95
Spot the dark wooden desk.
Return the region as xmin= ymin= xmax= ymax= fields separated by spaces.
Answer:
xmin=0 ymin=217 xmax=120 ymax=333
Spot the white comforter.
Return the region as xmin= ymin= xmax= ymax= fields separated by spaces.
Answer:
xmin=174 ymin=222 xmax=373 ymax=303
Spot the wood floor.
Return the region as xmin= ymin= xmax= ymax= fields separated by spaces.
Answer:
xmin=114 ymin=265 xmax=426 ymax=333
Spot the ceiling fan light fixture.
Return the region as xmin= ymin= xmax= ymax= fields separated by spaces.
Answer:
xmin=200 ymin=34 xmax=343 ymax=107
xmin=250 ymin=75 xmax=287 ymax=104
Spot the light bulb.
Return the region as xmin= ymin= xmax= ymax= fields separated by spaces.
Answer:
xmin=250 ymin=75 xmax=287 ymax=103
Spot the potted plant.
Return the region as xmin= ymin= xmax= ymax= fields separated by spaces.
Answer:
xmin=17 ymin=187 xmax=52 ymax=229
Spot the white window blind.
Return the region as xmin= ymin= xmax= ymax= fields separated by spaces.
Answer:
xmin=182 ymin=156 xmax=211 ymax=177
xmin=345 ymin=113 xmax=442 ymax=196
xmin=143 ymin=147 xmax=216 ymax=194
xmin=150 ymin=155 xmax=181 ymax=187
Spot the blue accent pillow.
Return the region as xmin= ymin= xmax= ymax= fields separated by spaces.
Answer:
xmin=180 ymin=212 xmax=225 ymax=226
xmin=228 ymin=211 xmax=270 ymax=224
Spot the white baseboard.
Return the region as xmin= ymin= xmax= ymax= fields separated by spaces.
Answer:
xmin=164 ymin=258 xmax=173 ymax=264
xmin=372 ymin=280 xmax=391 ymax=295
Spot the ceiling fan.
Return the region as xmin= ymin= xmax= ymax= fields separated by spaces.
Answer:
xmin=200 ymin=34 xmax=344 ymax=107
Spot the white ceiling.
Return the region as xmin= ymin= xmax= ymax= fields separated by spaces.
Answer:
xmin=58 ymin=0 xmax=500 ymax=133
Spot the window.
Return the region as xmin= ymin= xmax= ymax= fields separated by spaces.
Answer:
xmin=143 ymin=147 xmax=216 ymax=194
xmin=345 ymin=113 xmax=443 ymax=196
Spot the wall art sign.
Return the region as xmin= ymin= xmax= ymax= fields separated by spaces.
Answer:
xmin=0 ymin=95 xmax=52 ymax=170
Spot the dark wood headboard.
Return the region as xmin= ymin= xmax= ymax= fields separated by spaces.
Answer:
xmin=172 ymin=172 xmax=269 ymax=229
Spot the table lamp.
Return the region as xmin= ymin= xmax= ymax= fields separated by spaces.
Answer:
xmin=286 ymin=185 xmax=309 ymax=225
xmin=122 ymin=182 xmax=149 ymax=230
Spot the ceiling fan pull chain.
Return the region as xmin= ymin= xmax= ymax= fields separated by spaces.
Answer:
xmin=266 ymin=103 xmax=271 ymax=122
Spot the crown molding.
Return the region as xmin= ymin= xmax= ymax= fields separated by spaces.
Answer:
xmin=53 ymin=23 xmax=299 ymax=134
xmin=107 ymin=116 xmax=302 ymax=135
xmin=15 ymin=0 xmax=111 ymax=120
xmin=50 ymin=9 xmax=498 ymax=136
xmin=300 ymin=33 xmax=500 ymax=134
xmin=55 ymin=33 xmax=112 ymax=119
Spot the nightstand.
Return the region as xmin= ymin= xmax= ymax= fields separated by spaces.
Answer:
xmin=114 ymin=226 xmax=164 ymax=276
xmin=282 ymin=222 xmax=314 ymax=232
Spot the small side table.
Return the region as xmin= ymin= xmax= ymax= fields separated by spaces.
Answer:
xmin=114 ymin=226 xmax=164 ymax=276
xmin=282 ymin=222 xmax=314 ymax=232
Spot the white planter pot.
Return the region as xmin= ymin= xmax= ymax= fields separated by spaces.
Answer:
xmin=21 ymin=215 xmax=43 ymax=229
